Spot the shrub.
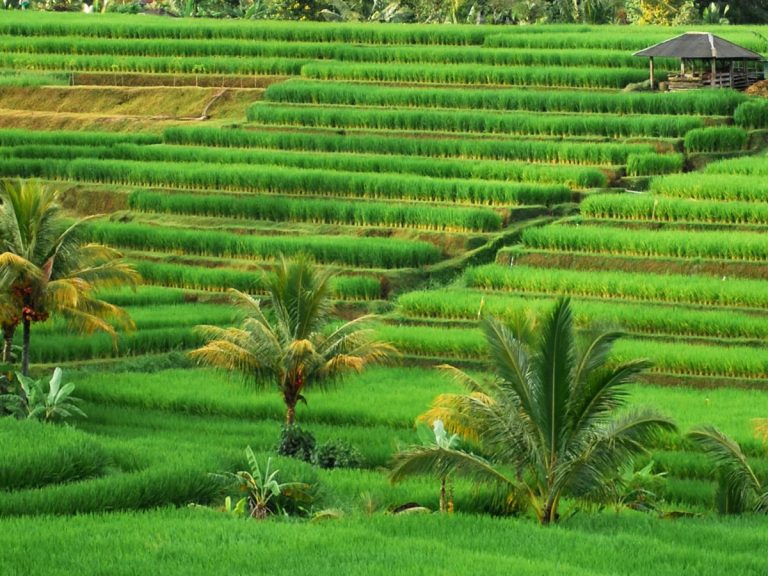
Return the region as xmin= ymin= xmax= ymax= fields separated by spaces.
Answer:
xmin=277 ymin=425 xmax=316 ymax=462
xmin=312 ymin=439 xmax=364 ymax=469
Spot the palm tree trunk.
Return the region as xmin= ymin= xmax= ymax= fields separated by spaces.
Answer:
xmin=541 ymin=494 xmax=560 ymax=525
xmin=21 ymin=317 xmax=31 ymax=377
xmin=439 ymin=476 xmax=446 ymax=513
xmin=2 ymin=324 xmax=15 ymax=363
xmin=286 ymin=404 xmax=296 ymax=426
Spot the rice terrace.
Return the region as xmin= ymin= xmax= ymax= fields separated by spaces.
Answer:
xmin=3 ymin=1 xmax=768 ymax=573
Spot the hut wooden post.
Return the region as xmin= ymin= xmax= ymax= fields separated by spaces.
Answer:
xmin=634 ymin=32 xmax=764 ymax=92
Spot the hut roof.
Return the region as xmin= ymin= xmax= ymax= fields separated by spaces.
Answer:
xmin=634 ymin=32 xmax=763 ymax=60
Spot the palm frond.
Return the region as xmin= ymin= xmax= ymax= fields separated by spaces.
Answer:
xmin=688 ymin=425 xmax=762 ymax=513
xmin=389 ymin=444 xmax=516 ymax=489
xmin=189 ymin=339 xmax=268 ymax=381
xmin=437 ymin=363 xmax=500 ymax=396
xmin=268 ymin=254 xmax=333 ymax=339
xmin=566 ymin=359 xmax=652 ymax=440
xmin=559 ymin=408 xmax=676 ymax=500
xmin=62 ymin=259 xmax=140 ymax=290
xmin=572 ymin=331 xmax=624 ymax=386
xmin=755 ymin=490 xmax=768 ymax=514
xmin=480 ymin=316 xmax=535 ymax=421
xmin=753 ymin=419 xmax=768 ymax=444
xmin=533 ymin=297 xmax=577 ymax=460
xmin=0 ymin=252 xmax=40 ymax=288
xmin=56 ymin=307 xmax=117 ymax=338
xmin=418 ymin=392 xmax=494 ymax=443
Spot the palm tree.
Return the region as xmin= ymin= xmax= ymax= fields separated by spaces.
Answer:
xmin=0 ymin=179 xmax=140 ymax=375
xmin=390 ymin=298 xmax=676 ymax=524
xmin=688 ymin=425 xmax=768 ymax=515
xmin=190 ymin=254 xmax=396 ymax=425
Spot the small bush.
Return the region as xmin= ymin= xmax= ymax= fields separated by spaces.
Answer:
xmin=312 ymin=439 xmax=364 ymax=469
xmin=733 ymin=99 xmax=768 ymax=129
xmin=277 ymin=425 xmax=316 ymax=462
xmin=684 ymin=127 xmax=747 ymax=154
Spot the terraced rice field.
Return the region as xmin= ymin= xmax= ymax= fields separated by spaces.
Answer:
xmin=2 ymin=13 xmax=768 ymax=574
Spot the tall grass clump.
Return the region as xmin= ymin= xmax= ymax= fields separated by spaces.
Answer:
xmin=0 ymin=462 xmax=221 ymax=516
xmin=733 ymin=99 xmax=768 ymax=129
xmin=684 ymin=127 xmax=747 ymax=154
xmin=0 ymin=419 xmax=108 ymax=491
xmin=626 ymin=153 xmax=684 ymax=176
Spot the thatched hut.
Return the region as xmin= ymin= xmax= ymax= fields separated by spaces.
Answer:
xmin=634 ymin=32 xmax=765 ymax=91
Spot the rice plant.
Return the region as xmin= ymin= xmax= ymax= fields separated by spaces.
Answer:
xmin=521 ymin=224 xmax=768 ymax=262
xmin=581 ymin=193 xmax=768 ymax=225
xmin=128 ymin=191 xmax=503 ymax=232
xmin=300 ymin=61 xmax=654 ymax=89
xmin=683 ymin=127 xmax=747 ymax=154
xmin=164 ymin=127 xmax=653 ymax=165
xmin=80 ymin=221 xmax=441 ymax=268
xmin=247 ymin=103 xmax=705 ymax=138
xmin=0 ymin=157 xmax=571 ymax=206
xmin=651 ymin=174 xmax=768 ymax=202
xmin=626 ymin=153 xmax=684 ymax=176
xmin=464 ymin=264 xmax=768 ymax=308
xmin=266 ymin=80 xmax=745 ymax=116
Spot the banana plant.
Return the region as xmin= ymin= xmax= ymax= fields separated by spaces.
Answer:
xmin=233 ymin=447 xmax=308 ymax=519
xmin=0 ymin=367 xmax=86 ymax=422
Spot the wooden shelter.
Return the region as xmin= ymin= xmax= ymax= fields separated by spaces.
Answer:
xmin=634 ymin=32 xmax=765 ymax=91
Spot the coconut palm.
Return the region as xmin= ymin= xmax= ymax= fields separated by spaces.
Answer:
xmin=0 ymin=179 xmax=140 ymax=375
xmin=390 ymin=298 xmax=676 ymax=524
xmin=688 ymin=425 xmax=768 ymax=515
xmin=190 ymin=254 xmax=396 ymax=425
